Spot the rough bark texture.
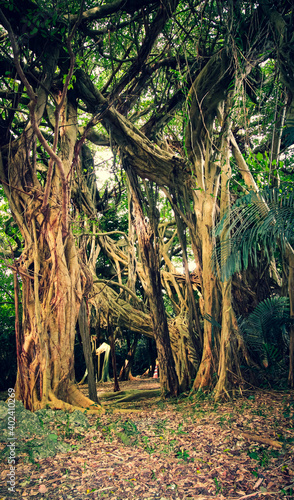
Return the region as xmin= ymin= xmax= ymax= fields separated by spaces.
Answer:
xmin=119 ymin=334 xmax=139 ymax=381
xmin=213 ymin=95 xmax=240 ymax=400
xmin=126 ymin=166 xmax=179 ymax=397
xmin=78 ymin=300 xmax=98 ymax=403
xmin=185 ymin=50 xmax=234 ymax=392
xmin=0 ymin=77 xmax=101 ymax=411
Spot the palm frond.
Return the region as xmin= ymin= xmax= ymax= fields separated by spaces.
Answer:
xmin=238 ymin=296 xmax=291 ymax=366
xmin=213 ymin=184 xmax=294 ymax=280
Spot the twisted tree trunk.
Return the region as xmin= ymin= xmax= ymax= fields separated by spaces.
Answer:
xmin=0 ymin=74 xmax=101 ymax=411
xmin=126 ymin=166 xmax=179 ymax=396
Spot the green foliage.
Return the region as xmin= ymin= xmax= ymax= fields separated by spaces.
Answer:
xmin=0 ymin=264 xmax=17 ymax=391
xmin=239 ymin=296 xmax=292 ymax=386
xmin=239 ymin=296 xmax=291 ymax=345
xmin=214 ymin=184 xmax=294 ymax=281
xmin=247 ymin=446 xmax=281 ymax=468
xmin=116 ymin=420 xmax=139 ymax=446
xmin=176 ymin=448 xmax=190 ymax=461
xmin=99 ymin=205 xmax=128 ymax=236
xmin=0 ymin=401 xmax=90 ymax=462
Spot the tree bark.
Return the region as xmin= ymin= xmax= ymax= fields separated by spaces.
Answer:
xmin=109 ymin=323 xmax=120 ymax=392
xmin=185 ymin=50 xmax=234 ymax=393
xmin=0 ymin=91 xmax=101 ymax=412
xmin=192 ymin=204 xmax=220 ymax=390
xmin=213 ymin=94 xmax=240 ymax=400
xmin=78 ymin=300 xmax=98 ymax=402
xmin=126 ymin=166 xmax=179 ymax=396
xmin=119 ymin=334 xmax=139 ymax=381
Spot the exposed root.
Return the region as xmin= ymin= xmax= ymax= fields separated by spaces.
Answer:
xmin=67 ymin=384 xmax=102 ymax=408
xmin=44 ymin=390 xmax=104 ymax=414
xmin=99 ymin=389 xmax=161 ymax=404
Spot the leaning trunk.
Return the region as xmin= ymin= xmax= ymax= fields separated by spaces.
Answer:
xmin=119 ymin=334 xmax=139 ymax=381
xmin=126 ymin=166 xmax=179 ymax=396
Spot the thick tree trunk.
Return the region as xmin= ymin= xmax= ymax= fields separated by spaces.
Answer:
xmin=169 ymin=313 xmax=199 ymax=390
xmin=213 ymin=101 xmax=240 ymax=400
xmin=0 ymin=91 xmax=101 ymax=412
xmin=185 ymin=51 xmax=234 ymax=394
xmin=192 ymin=199 xmax=220 ymax=391
xmin=14 ymin=225 xmax=98 ymax=411
xmin=213 ymin=279 xmax=238 ymax=400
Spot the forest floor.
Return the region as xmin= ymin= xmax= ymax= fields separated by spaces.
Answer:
xmin=0 ymin=379 xmax=294 ymax=499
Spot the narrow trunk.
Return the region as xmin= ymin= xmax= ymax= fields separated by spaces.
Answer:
xmin=126 ymin=166 xmax=179 ymax=396
xmin=78 ymin=300 xmax=98 ymax=402
xmin=119 ymin=334 xmax=139 ymax=381
xmin=148 ymin=283 xmax=179 ymax=396
xmin=109 ymin=327 xmax=120 ymax=392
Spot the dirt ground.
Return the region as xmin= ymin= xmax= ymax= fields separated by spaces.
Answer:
xmin=92 ymin=377 xmax=161 ymax=394
xmin=0 ymin=379 xmax=294 ymax=499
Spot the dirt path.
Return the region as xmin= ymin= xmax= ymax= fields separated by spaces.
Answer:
xmin=94 ymin=377 xmax=161 ymax=395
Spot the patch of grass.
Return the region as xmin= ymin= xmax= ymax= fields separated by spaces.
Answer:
xmin=283 ymin=400 xmax=294 ymax=420
xmin=142 ymin=435 xmax=155 ymax=455
xmin=247 ymin=446 xmax=281 ymax=467
xmin=280 ymin=487 xmax=294 ymax=498
xmin=252 ymin=407 xmax=268 ymax=417
xmin=162 ymin=438 xmax=177 ymax=455
xmin=115 ymin=420 xmax=140 ymax=446
xmin=156 ymin=399 xmax=166 ymax=410
xmin=153 ymin=418 xmax=167 ymax=432
xmin=214 ymin=476 xmax=222 ymax=494
xmin=175 ymin=448 xmax=191 ymax=462
xmin=176 ymin=422 xmax=187 ymax=435
xmin=101 ymin=423 xmax=115 ymax=442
